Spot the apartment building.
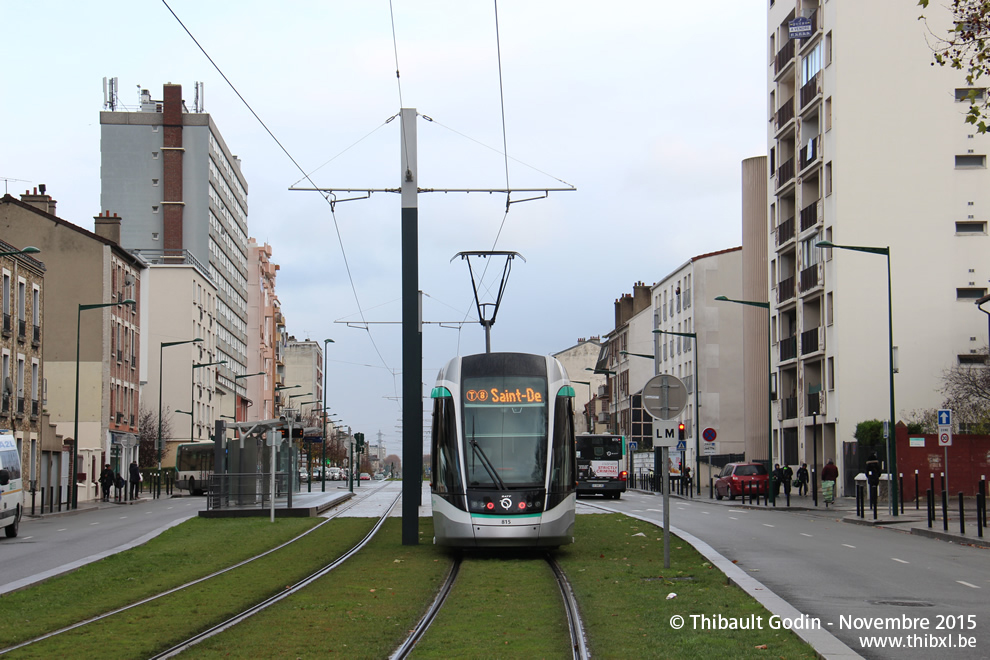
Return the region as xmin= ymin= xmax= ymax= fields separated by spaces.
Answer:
xmin=101 ymin=83 xmax=251 ymax=438
xmin=552 ymin=337 xmax=602 ymax=435
xmin=0 ymin=192 xmax=142 ymax=502
xmin=246 ymin=239 xmax=278 ymax=421
xmin=767 ymin=1 xmax=988 ymax=493
xmin=283 ymin=337 xmax=325 ymax=419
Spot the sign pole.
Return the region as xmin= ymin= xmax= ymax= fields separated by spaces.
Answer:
xmin=662 ymin=446 xmax=670 ymax=569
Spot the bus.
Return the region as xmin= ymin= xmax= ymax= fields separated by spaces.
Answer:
xmin=175 ymin=443 xmax=214 ymax=495
xmin=575 ymin=434 xmax=626 ymax=499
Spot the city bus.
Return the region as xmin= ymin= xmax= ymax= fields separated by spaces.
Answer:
xmin=175 ymin=442 xmax=214 ymax=495
xmin=575 ymin=434 xmax=626 ymax=499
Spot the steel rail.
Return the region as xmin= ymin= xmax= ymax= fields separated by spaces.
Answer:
xmin=151 ymin=491 xmax=401 ymax=659
xmin=0 ymin=492 xmax=367 ymax=656
xmin=389 ymin=552 xmax=462 ymax=659
xmin=547 ymin=553 xmax=591 ymax=660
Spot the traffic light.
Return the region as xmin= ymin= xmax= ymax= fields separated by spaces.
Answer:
xmin=678 ymin=423 xmax=685 ymax=440
xmin=355 ymin=432 xmax=365 ymax=451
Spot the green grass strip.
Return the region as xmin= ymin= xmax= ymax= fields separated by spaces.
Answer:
xmin=186 ymin=518 xmax=449 ymax=659
xmin=555 ymin=514 xmax=818 ymax=659
xmin=0 ymin=517 xmax=321 ymax=647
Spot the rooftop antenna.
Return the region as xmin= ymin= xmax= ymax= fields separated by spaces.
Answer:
xmin=452 ymin=250 xmax=525 ymax=353
xmin=103 ymin=76 xmax=118 ymax=111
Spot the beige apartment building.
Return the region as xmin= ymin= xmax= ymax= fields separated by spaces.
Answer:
xmin=766 ymin=1 xmax=989 ymax=493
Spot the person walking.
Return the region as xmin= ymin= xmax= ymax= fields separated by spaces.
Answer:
xmin=129 ymin=460 xmax=141 ymax=499
xmin=99 ymin=464 xmax=114 ymax=502
xmin=796 ymin=463 xmax=809 ymax=496
xmin=865 ymin=452 xmax=882 ymax=512
xmin=771 ymin=463 xmax=783 ymax=498
xmin=114 ymin=472 xmax=125 ymax=502
xmin=781 ymin=464 xmax=794 ymax=501
xmin=821 ymin=459 xmax=838 ymax=506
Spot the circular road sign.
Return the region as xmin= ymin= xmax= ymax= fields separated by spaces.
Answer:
xmin=642 ymin=374 xmax=688 ymax=420
xmin=703 ymin=428 xmax=717 ymax=442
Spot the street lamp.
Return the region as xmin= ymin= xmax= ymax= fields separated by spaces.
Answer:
xmin=715 ymin=295 xmax=773 ymax=504
xmin=0 ymin=246 xmax=40 ymax=257
xmin=72 ymin=298 xmax=136 ymax=509
xmin=158 ymin=338 xmax=203 ymax=499
xmin=323 ymin=338 xmax=334 ymax=492
xmin=232 ymin=371 xmax=265 ymax=422
xmin=816 ymin=240 xmax=898 ymax=514
xmin=652 ymin=331 xmax=700 ymax=494
xmin=191 ymin=360 xmax=227 ymax=444
xmin=275 ymin=384 xmax=300 ymax=412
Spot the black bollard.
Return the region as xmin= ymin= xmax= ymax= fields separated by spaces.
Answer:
xmin=899 ymin=474 xmax=904 ymax=514
xmin=959 ymin=492 xmax=966 ymax=535
xmin=942 ymin=489 xmax=949 ymax=531
xmin=978 ymin=492 xmax=984 ymax=539
xmin=927 ymin=489 xmax=933 ymax=528
xmin=914 ymin=471 xmax=919 ymax=510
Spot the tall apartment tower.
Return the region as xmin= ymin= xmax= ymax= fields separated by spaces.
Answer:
xmin=101 ymin=83 xmax=251 ymax=423
xmin=767 ymin=2 xmax=988 ymax=494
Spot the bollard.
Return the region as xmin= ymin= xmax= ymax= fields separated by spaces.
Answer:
xmin=978 ymin=492 xmax=984 ymax=539
xmin=940 ymin=471 xmax=945 ymax=495
xmin=709 ymin=476 xmax=713 ymax=499
xmin=812 ymin=469 xmax=818 ymax=507
xmin=899 ymin=473 xmax=904 ymax=514
xmin=959 ymin=492 xmax=966 ymax=535
xmin=915 ymin=470 xmax=919 ymax=510
xmin=942 ymin=489 xmax=949 ymax=532
xmin=39 ymin=488 xmax=44 ymax=516
xmin=872 ymin=484 xmax=878 ymax=520
xmin=927 ymin=489 xmax=933 ymax=528
xmin=981 ymin=476 xmax=987 ymax=529
xmin=856 ymin=484 xmax=862 ymax=518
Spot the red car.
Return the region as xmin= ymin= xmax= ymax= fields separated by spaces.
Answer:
xmin=714 ymin=462 xmax=769 ymax=500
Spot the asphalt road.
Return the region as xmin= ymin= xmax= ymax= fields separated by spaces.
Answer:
xmin=588 ymin=490 xmax=989 ymax=660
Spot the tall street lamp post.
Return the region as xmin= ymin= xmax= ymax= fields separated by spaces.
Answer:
xmin=296 ymin=399 xmax=321 ymax=492
xmin=73 ymin=299 xmax=135 ymax=509
xmin=232 ymin=372 xmax=265 ymax=422
xmin=158 ymin=338 xmax=202 ymax=500
xmin=191 ymin=360 xmax=227 ymax=444
xmin=715 ymin=295 xmax=774 ymax=504
xmin=816 ymin=240 xmax=898 ymax=515
xmin=323 ymin=338 xmax=334 ymax=492
xmin=651 ymin=331 xmax=701 ymax=493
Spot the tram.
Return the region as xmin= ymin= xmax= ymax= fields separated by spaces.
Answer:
xmin=430 ymin=352 xmax=577 ymax=548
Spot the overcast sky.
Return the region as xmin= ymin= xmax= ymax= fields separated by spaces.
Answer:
xmin=1 ymin=1 xmax=767 ymax=456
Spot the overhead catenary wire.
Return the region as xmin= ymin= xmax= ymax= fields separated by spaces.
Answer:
xmin=161 ymin=0 xmax=396 ymax=387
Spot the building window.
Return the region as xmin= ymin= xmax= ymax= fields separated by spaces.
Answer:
xmin=827 ymin=357 xmax=835 ymax=390
xmin=152 ymin=205 xmax=159 ymax=214
xmin=152 ymin=178 xmax=159 ymax=187
xmin=957 ymin=287 xmax=988 ymax=300
xmin=958 ymin=354 xmax=987 ymax=365
xmin=825 ymin=161 xmax=833 ymax=195
xmin=956 ymin=221 xmax=987 ymax=234
xmin=152 ymin=151 xmax=159 ymax=159
xmin=955 ymin=155 xmax=986 ymax=169
xmin=825 ymin=96 xmax=832 ymax=132
xmin=955 ymin=88 xmax=986 ymax=102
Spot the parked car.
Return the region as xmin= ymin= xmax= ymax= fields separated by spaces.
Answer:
xmin=327 ymin=467 xmax=342 ymax=481
xmin=311 ymin=466 xmax=323 ymax=481
xmin=714 ymin=462 xmax=769 ymax=500
xmin=298 ymin=468 xmax=309 ymax=483
xmin=374 ymin=473 xmax=385 ymax=481
xmin=360 ymin=472 xmax=371 ymax=481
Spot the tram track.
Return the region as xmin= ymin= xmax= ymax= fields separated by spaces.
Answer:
xmin=392 ymin=551 xmax=590 ymax=659
xmin=0 ymin=489 xmax=400 ymax=658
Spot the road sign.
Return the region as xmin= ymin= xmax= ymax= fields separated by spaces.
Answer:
xmin=703 ymin=427 xmax=717 ymax=442
xmin=627 ymin=441 xmax=638 ymax=451
xmin=653 ymin=420 xmax=679 ymax=448
xmin=938 ymin=431 xmax=952 ymax=447
xmin=938 ymin=409 xmax=952 ymax=426
xmin=642 ymin=374 xmax=688 ymax=421
xmin=676 ymin=440 xmax=687 ymax=451
xmin=703 ymin=441 xmax=717 ymax=456
xmin=937 ymin=409 xmax=952 ymax=446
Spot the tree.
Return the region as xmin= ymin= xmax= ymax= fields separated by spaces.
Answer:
xmin=906 ymin=347 xmax=990 ymax=433
xmin=138 ymin=406 xmax=174 ymax=468
xmin=919 ymin=0 xmax=990 ymax=131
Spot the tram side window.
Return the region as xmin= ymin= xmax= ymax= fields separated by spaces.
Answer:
xmin=548 ymin=395 xmax=576 ymax=506
xmin=432 ymin=396 xmax=462 ymax=495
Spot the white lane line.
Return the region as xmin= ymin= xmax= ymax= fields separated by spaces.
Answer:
xmin=762 ymin=523 xmax=775 ymax=528
xmin=677 ymin=507 xmax=686 ymax=510
xmin=647 ymin=509 xmax=662 ymax=512
xmin=729 ymin=516 xmax=738 ymax=520
xmin=57 ymin=528 xmax=67 ymax=532
xmin=800 ymin=533 xmax=812 ymax=537
xmin=89 ymin=522 xmax=100 ymax=526
xmin=842 ymin=543 xmax=856 ymax=549
xmin=22 ymin=536 xmax=32 ymax=540
xmin=892 ymin=558 xmax=909 ymax=564
xmin=957 ymin=581 xmax=980 ymax=589
xmin=701 ymin=511 xmax=710 ymax=515
xmin=119 ymin=516 xmax=127 ymax=520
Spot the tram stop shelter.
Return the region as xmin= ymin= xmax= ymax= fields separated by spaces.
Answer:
xmin=199 ymin=419 xmax=351 ymax=518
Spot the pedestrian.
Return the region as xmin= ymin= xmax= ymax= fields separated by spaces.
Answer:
xmin=796 ymin=463 xmax=809 ymax=496
xmin=114 ymin=472 xmax=125 ymax=502
xmin=865 ymin=452 xmax=881 ymax=510
xmin=781 ymin=464 xmax=794 ymax=498
xmin=771 ymin=463 xmax=783 ymax=497
xmin=99 ymin=464 xmax=114 ymax=502
xmin=821 ymin=458 xmax=838 ymax=506
xmin=129 ymin=460 xmax=141 ymax=499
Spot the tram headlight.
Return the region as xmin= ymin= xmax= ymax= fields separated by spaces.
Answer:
xmin=518 ymin=501 xmax=526 ymax=510
xmin=485 ymin=501 xmax=495 ymax=511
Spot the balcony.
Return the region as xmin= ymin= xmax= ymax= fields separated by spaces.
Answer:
xmin=800 ymin=326 xmax=822 ymax=355
xmin=778 ymin=276 xmax=796 ymax=304
xmin=32 ymin=324 xmax=40 ymax=345
xmin=17 ymin=319 xmax=26 ymax=340
xmin=800 ymin=199 xmax=820 ymax=232
xmin=800 ymin=72 xmax=821 ymax=110
xmin=776 ymin=216 xmax=796 ymax=247
xmin=774 ymin=38 xmax=795 ymax=78
xmin=775 ymin=97 xmax=795 ymax=134
xmin=799 ymin=263 xmax=822 ymax=293
xmin=799 ymin=136 xmax=820 ymax=172
xmin=781 ymin=396 xmax=798 ymax=420
xmin=776 ymin=157 xmax=795 ymax=190
xmin=806 ymin=391 xmax=822 ymax=416
xmin=780 ymin=335 xmax=798 ymax=362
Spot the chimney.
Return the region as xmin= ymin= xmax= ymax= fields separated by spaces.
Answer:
xmin=632 ymin=281 xmax=651 ymax=315
xmin=615 ymin=293 xmax=634 ymax=327
xmin=20 ymin=185 xmax=57 ymax=216
xmin=94 ymin=210 xmax=122 ymax=245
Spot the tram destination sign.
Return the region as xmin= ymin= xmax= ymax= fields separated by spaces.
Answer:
xmin=642 ymin=374 xmax=688 ymax=421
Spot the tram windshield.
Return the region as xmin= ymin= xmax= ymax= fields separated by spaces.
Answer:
xmin=462 ymin=375 xmax=548 ymax=488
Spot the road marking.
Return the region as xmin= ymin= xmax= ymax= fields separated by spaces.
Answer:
xmin=892 ymin=558 xmax=909 ymax=564
xmin=677 ymin=507 xmax=686 ymax=510
xmin=842 ymin=543 xmax=856 ymax=549
xmin=90 ymin=522 xmax=100 ymax=526
xmin=119 ymin=516 xmax=127 ymax=520
xmin=22 ymin=536 xmax=32 ymax=540
xmin=957 ymin=581 xmax=980 ymax=589
xmin=728 ymin=516 xmax=738 ymax=520
xmin=762 ymin=523 xmax=775 ymax=528
xmin=800 ymin=533 xmax=812 ymax=537
xmin=701 ymin=511 xmax=710 ymax=515
xmin=647 ymin=509 xmax=662 ymax=512
xmin=57 ymin=528 xmax=66 ymax=532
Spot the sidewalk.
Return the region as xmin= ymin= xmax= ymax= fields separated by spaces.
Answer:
xmin=640 ymin=486 xmax=990 ymax=549
xmin=23 ymin=491 xmax=160 ymax=519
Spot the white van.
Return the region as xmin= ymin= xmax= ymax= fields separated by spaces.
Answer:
xmin=0 ymin=433 xmax=22 ymax=538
